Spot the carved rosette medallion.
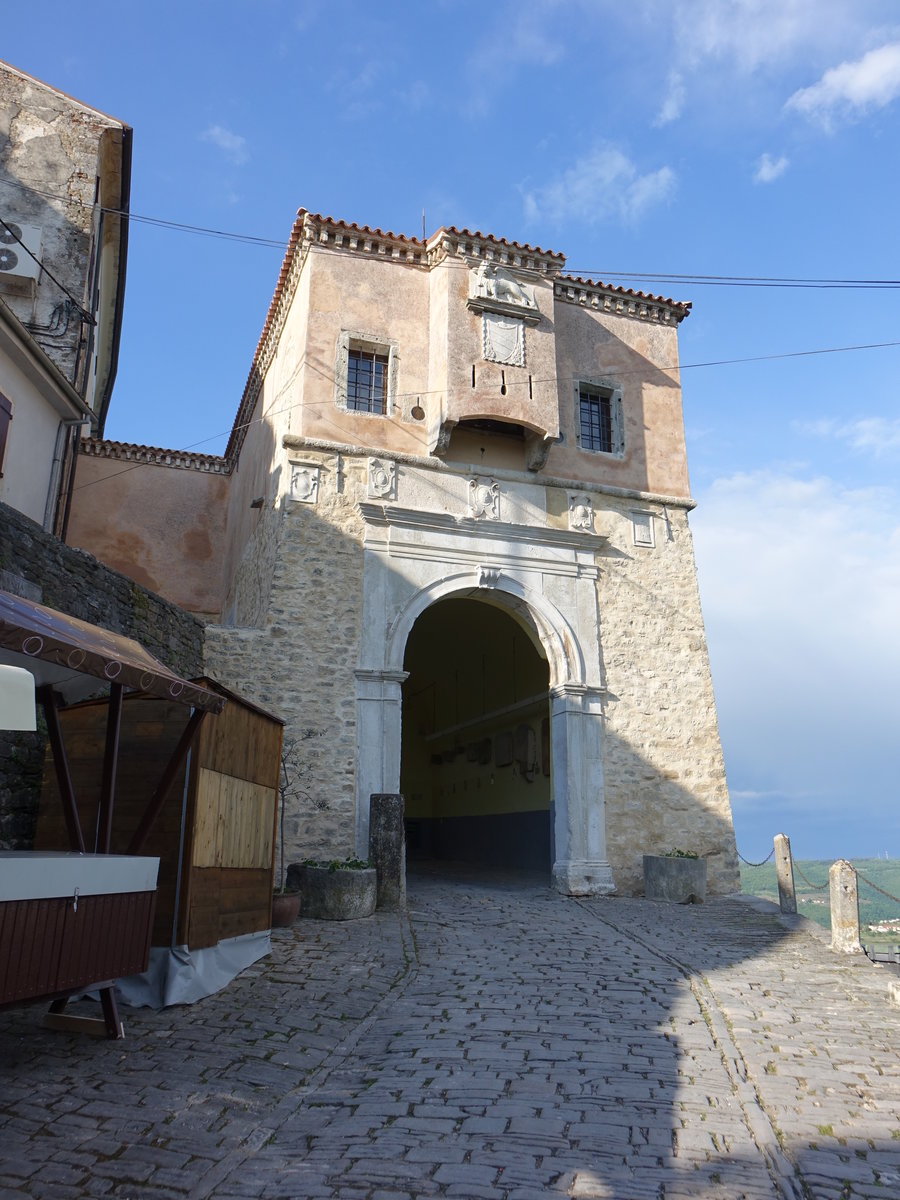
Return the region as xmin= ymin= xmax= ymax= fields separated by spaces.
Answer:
xmin=367 ymin=457 xmax=396 ymax=500
xmin=290 ymin=462 xmax=320 ymax=504
xmin=468 ymin=477 xmax=500 ymax=520
xmin=483 ymin=312 xmax=525 ymax=366
xmin=568 ymin=493 xmax=594 ymax=532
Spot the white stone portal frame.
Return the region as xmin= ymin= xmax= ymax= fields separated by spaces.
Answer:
xmin=354 ymin=507 xmax=615 ymax=895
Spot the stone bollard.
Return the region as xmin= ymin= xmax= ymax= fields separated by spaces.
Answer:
xmin=774 ymin=833 xmax=797 ymax=914
xmin=369 ymin=793 xmax=406 ymax=910
xmin=829 ymin=859 xmax=862 ymax=953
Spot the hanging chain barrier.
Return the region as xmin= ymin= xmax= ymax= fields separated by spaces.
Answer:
xmin=854 ymin=868 xmax=900 ymax=906
xmin=737 ymin=847 xmax=775 ymax=867
xmin=793 ymin=861 xmax=830 ymax=891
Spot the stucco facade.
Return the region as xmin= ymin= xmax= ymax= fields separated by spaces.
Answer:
xmin=0 ymin=59 xmax=130 ymax=533
xmin=71 ymin=210 xmax=738 ymax=895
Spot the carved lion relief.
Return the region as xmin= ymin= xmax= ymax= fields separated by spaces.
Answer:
xmin=471 ymin=262 xmax=536 ymax=309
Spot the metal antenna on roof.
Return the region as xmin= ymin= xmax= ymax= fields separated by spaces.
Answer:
xmin=422 ymin=209 xmax=426 ymax=241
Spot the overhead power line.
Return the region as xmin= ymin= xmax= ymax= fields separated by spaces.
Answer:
xmin=2 ymin=175 xmax=900 ymax=289
xmin=70 ymin=335 xmax=900 ymax=495
xmin=567 ymin=270 xmax=900 ymax=291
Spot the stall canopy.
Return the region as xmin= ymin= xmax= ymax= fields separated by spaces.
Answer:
xmin=0 ymin=588 xmax=225 ymax=1037
xmin=0 ymin=590 xmax=224 ymax=711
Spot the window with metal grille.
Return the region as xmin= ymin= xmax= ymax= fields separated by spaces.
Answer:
xmin=347 ymin=348 xmax=388 ymax=414
xmin=579 ymin=385 xmax=613 ymax=453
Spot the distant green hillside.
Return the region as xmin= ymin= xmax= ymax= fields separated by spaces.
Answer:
xmin=740 ymin=858 xmax=900 ymax=941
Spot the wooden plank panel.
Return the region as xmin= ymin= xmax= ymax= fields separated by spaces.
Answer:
xmin=192 ymin=767 xmax=222 ymax=867
xmin=185 ymin=868 xmax=273 ymax=948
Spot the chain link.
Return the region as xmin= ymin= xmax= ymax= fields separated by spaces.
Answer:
xmin=737 ymin=847 xmax=775 ymax=867
xmin=793 ymin=862 xmax=830 ymax=891
xmin=854 ymin=869 xmax=900 ymax=906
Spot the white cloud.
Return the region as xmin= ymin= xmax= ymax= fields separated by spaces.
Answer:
xmin=670 ymin=0 xmax=876 ymax=74
xmin=786 ymin=41 xmax=900 ymax=126
xmin=796 ymin=415 xmax=900 ymax=455
xmin=464 ymin=0 xmax=565 ymax=112
xmin=522 ymin=145 xmax=676 ymax=227
xmin=200 ymin=124 xmax=248 ymax=166
xmin=692 ymin=470 xmax=900 ymax=822
xmin=655 ymin=71 xmax=685 ymax=125
xmin=753 ymin=153 xmax=789 ymax=183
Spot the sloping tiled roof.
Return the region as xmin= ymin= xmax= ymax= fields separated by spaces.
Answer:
xmin=556 ymin=274 xmax=691 ymax=322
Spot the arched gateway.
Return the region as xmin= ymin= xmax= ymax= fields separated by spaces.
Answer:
xmin=354 ymin=508 xmax=615 ymax=895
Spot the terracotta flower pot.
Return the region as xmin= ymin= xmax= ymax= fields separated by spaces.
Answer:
xmin=271 ymin=890 xmax=302 ymax=927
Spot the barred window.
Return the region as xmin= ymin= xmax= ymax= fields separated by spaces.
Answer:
xmin=347 ymin=348 xmax=389 ymax=414
xmin=576 ymin=380 xmax=623 ymax=456
xmin=336 ymin=333 xmax=396 ymax=416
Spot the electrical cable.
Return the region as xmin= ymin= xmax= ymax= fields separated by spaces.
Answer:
xmin=0 ymin=217 xmax=95 ymax=324
xmin=69 ymin=334 xmax=900 ymax=495
xmin=3 ymin=176 xmax=900 ymax=290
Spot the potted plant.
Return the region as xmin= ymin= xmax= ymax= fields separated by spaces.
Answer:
xmin=643 ymin=848 xmax=707 ymax=904
xmin=286 ymin=856 xmax=377 ymax=920
xmin=271 ymin=738 xmax=304 ymax=928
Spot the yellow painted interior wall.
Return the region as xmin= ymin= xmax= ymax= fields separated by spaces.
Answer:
xmin=401 ymin=598 xmax=551 ymax=820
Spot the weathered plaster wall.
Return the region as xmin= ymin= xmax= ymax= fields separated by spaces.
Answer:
xmin=0 ymin=63 xmax=123 ymax=392
xmin=66 ymin=446 xmax=229 ymax=617
xmin=0 ymin=501 xmax=205 ymax=850
xmin=545 ymin=299 xmax=690 ymax=497
xmin=0 ymin=341 xmax=60 ymax=523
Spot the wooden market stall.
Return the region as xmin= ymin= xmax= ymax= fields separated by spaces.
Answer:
xmin=34 ymin=678 xmax=284 ymax=988
xmin=0 ymin=589 xmax=225 ymax=1037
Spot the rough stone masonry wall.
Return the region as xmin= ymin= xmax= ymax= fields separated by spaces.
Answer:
xmin=205 ymin=455 xmax=366 ymax=867
xmin=595 ymin=497 xmax=739 ymax=896
xmin=0 ymin=501 xmax=205 ymax=849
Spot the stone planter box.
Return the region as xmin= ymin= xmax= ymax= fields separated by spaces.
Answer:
xmin=286 ymin=863 xmax=377 ymax=921
xmin=643 ymin=855 xmax=707 ymax=904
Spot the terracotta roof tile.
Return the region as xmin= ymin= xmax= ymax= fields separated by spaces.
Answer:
xmin=434 ymin=226 xmax=566 ymax=261
xmin=558 ymin=273 xmax=692 ymax=315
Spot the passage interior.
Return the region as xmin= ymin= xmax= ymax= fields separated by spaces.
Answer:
xmin=401 ymin=597 xmax=551 ymax=871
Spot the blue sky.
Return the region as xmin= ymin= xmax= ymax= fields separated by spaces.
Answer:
xmin=5 ymin=1 xmax=899 ymax=861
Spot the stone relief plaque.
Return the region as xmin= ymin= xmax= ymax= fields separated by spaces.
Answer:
xmin=631 ymin=510 xmax=655 ymax=547
xmin=290 ymin=462 xmax=320 ymax=504
xmin=470 ymin=262 xmax=536 ymax=309
xmin=477 ymin=564 xmax=501 ymax=588
xmin=468 ymin=477 xmax=500 ymax=520
xmin=367 ymin=457 xmax=396 ymax=500
xmin=569 ymin=494 xmax=594 ymax=532
xmin=482 ymin=312 xmax=525 ymax=366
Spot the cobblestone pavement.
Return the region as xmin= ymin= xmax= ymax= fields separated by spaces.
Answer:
xmin=1 ymin=866 xmax=899 ymax=1199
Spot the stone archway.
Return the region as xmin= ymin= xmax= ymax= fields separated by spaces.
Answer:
xmin=355 ymin=567 xmax=614 ymax=895
xmin=401 ymin=595 xmax=552 ymax=872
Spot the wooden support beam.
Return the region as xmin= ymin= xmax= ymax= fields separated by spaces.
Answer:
xmin=127 ymin=708 xmax=207 ymax=855
xmin=96 ymin=683 xmax=124 ymax=854
xmin=38 ymin=686 xmax=85 ymax=853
